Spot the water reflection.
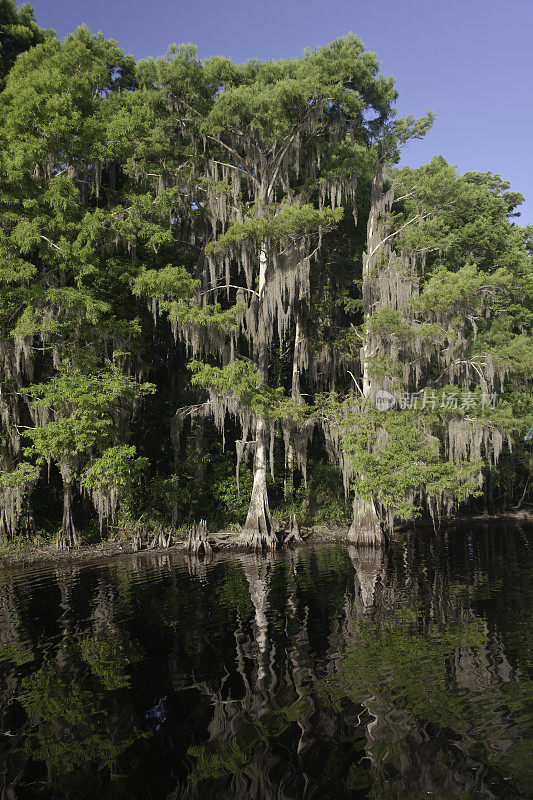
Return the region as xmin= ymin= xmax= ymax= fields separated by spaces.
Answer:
xmin=0 ymin=523 xmax=531 ymax=799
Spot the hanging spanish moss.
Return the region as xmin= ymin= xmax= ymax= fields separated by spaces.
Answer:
xmin=0 ymin=29 xmax=528 ymax=553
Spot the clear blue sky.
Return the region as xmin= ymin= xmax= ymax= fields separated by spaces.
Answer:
xmin=29 ymin=0 xmax=533 ymax=224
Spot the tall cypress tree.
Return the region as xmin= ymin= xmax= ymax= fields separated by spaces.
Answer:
xmin=135 ymin=37 xmax=401 ymax=548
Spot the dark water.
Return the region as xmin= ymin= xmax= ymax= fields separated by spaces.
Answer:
xmin=0 ymin=523 xmax=531 ymax=800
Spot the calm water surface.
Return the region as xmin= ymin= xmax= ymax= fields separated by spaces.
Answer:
xmin=0 ymin=522 xmax=531 ymax=799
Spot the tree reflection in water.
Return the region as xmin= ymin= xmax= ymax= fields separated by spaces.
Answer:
xmin=0 ymin=522 xmax=531 ymax=799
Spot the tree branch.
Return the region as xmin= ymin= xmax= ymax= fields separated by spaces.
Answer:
xmin=350 ymin=323 xmax=364 ymax=341
xmin=211 ymin=159 xmax=248 ymax=175
xmin=174 ymin=402 xmax=210 ymax=419
xmin=347 ymin=370 xmax=364 ymax=396
xmin=206 ymin=135 xmax=258 ymax=186
xmin=268 ymin=103 xmax=319 ymax=197
xmin=198 ymin=284 xmax=259 ymax=298
xmin=368 ymin=211 xmax=434 ymax=259
xmin=40 ymin=235 xmax=62 ymax=253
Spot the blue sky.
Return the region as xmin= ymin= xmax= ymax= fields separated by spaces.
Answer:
xmin=30 ymin=0 xmax=533 ymax=224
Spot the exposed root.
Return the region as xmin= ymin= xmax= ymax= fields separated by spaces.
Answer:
xmin=158 ymin=528 xmax=173 ymax=549
xmin=149 ymin=527 xmax=174 ymax=549
xmin=187 ymin=519 xmax=213 ymax=557
xmin=239 ymin=524 xmax=278 ymax=552
xmin=285 ymin=515 xmax=304 ymax=546
xmin=56 ymin=523 xmax=78 ymax=551
xmin=240 ymin=503 xmax=277 ymax=550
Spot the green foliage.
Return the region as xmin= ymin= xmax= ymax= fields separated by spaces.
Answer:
xmin=324 ymin=609 xmax=486 ymax=725
xmin=206 ymin=204 xmax=343 ymax=256
xmin=414 ymin=262 xmax=514 ymax=317
xmin=0 ymin=460 xmax=39 ymax=490
xmin=0 ymin=8 xmax=529 ymax=544
xmin=365 ymin=306 xmax=416 ymax=339
xmin=212 ymin=463 xmax=254 ymax=522
xmin=133 ymin=264 xmax=198 ymax=301
xmin=189 ymin=360 xmax=310 ymax=422
xmin=366 ymin=354 xmax=403 ymax=380
xmin=318 ymin=603 xmax=532 ymax=792
xmin=202 ymin=33 xmax=397 ymax=143
xmin=19 ymin=662 xmax=142 ymax=782
xmin=342 ymin=407 xmax=482 ymax=520
xmin=0 ymin=26 xmax=135 ymax=173
xmin=81 ymin=445 xmax=149 ymax=494
xmin=188 ymin=698 xmax=307 ymax=783
xmin=297 ymin=461 xmax=351 ymax=526
xmin=24 ymin=361 xmax=154 ymax=471
xmin=79 ymin=631 xmax=140 ymax=691
xmin=0 ymin=0 xmax=48 ymax=88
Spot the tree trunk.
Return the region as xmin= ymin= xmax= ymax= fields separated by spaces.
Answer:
xmin=284 ymin=440 xmax=294 ymax=499
xmin=284 ymin=313 xmax=304 ymax=498
xmin=241 ymin=247 xmax=276 ymax=550
xmin=0 ymin=510 xmax=8 ymax=544
xmin=58 ymin=482 xmax=78 ymax=550
xmin=348 ymin=495 xmax=385 ymax=547
xmin=241 ymin=414 xmax=276 ymax=549
xmin=348 ymin=545 xmax=385 ymax=607
xmin=241 ymin=554 xmax=273 ymax=690
xmin=348 ymin=165 xmax=388 ymax=547
xmin=361 ymin=164 xmax=389 ymax=400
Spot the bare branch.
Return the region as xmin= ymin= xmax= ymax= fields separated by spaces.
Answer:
xmin=198 ymin=284 xmax=259 ymax=298
xmin=268 ymin=103 xmax=319 ymax=197
xmin=347 ymin=370 xmax=364 ymax=396
xmin=175 ymin=402 xmax=210 ymax=419
xmin=368 ymin=211 xmax=434 ymax=259
xmin=211 ymin=159 xmax=248 ymax=175
xmin=393 ymin=187 xmax=419 ymax=203
xmin=206 ymin=135 xmax=259 ymax=186
xmin=40 ymin=235 xmax=62 ymax=253
xmin=454 ymin=359 xmax=488 ymax=388
xmin=350 ymin=323 xmax=364 ymax=341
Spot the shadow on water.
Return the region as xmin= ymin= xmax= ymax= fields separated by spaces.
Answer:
xmin=0 ymin=521 xmax=531 ymax=799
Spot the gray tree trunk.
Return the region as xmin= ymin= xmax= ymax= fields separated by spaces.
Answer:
xmin=349 ymin=166 xmax=390 ymax=548
xmin=348 ymin=494 xmax=385 ymax=547
xmin=241 ymin=247 xmax=276 ymax=550
xmin=241 ymin=414 xmax=276 ymax=549
xmin=284 ymin=313 xmax=304 ymax=498
xmin=58 ymin=481 xmax=78 ymax=550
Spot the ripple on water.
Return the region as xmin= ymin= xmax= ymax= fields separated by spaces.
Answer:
xmin=0 ymin=521 xmax=531 ymax=800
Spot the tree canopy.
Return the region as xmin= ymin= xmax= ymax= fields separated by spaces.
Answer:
xmin=0 ymin=10 xmax=530 ymax=551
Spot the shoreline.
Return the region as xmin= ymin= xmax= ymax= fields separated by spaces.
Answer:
xmin=0 ymin=508 xmax=531 ymax=573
